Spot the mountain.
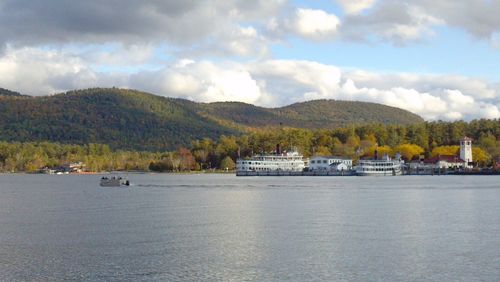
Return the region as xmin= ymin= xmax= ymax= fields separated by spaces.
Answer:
xmin=0 ymin=88 xmax=424 ymax=150
xmin=0 ymin=88 xmax=237 ymax=151
xmin=199 ymin=99 xmax=423 ymax=129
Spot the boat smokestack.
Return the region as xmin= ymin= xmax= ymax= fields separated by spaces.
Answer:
xmin=374 ymin=149 xmax=378 ymax=160
xmin=276 ymin=144 xmax=281 ymax=155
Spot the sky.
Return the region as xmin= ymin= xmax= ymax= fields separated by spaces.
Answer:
xmin=1 ymin=0 xmax=500 ymax=121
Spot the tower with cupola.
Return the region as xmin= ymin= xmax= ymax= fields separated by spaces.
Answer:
xmin=460 ymin=136 xmax=473 ymax=168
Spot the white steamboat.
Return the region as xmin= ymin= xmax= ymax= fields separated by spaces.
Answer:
xmin=356 ymin=154 xmax=403 ymax=176
xmin=236 ymin=145 xmax=305 ymax=176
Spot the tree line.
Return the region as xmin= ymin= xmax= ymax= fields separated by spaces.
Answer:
xmin=0 ymin=119 xmax=499 ymax=172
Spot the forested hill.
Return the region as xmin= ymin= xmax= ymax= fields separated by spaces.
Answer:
xmin=0 ymin=87 xmax=24 ymax=97
xmin=199 ymin=100 xmax=423 ymax=129
xmin=0 ymin=88 xmax=423 ymax=150
xmin=0 ymin=88 xmax=237 ymax=151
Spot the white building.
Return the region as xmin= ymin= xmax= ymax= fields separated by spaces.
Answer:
xmin=309 ymin=156 xmax=352 ymax=172
xmin=423 ymin=155 xmax=464 ymax=169
xmin=460 ymin=136 xmax=473 ymax=168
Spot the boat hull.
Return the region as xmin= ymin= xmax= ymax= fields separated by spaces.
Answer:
xmin=355 ymin=169 xmax=402 ymax=176
xmin=236 ymin=170 xmax=355 ymax=176
xmin=100 ymin=178 xmax=129 ymax=187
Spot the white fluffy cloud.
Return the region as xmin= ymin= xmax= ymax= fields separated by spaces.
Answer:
xmin=0 ymin=47 xmax=117 ymax=94
xmin=291 ymin=8 xmax=340 ymax=40
xmin=266 ymin=8 xmax=341 ymax=41
xmin=249 ymin=60 xmax=342 ymax=105
xmin=336 ymin=0 xmax=376 ymax=15
xmin=130 ymin=61 xmax=264 ymax=104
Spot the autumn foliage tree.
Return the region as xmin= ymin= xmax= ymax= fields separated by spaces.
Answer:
xmin=472 ymin=147 xmax=491 ymax=166
xmin=393 ymin=144 xmax=425 ymax=161
xmin=431 ymin=146 xmax=460 ymax=157
xmin=2 ymin=117 xmax=500 ymax=172
xmin=220 ymin=156 xmax=236 ymax=170
xmin=177 ymin=147 xmax=196 ymax=171
xmin=364 ymin=145 xmax=392 ymax=158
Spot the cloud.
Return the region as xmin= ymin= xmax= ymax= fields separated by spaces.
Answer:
xmin=421 ymin=0 xmax=500 ymax=40
xmin=249 ymin=60 xmax=342 ymax=105
xmin=337 ymin=73 xmax=500 ymax=120
xmin=0 ymin=0 xmax=286 ymax=57
xmin=291 ymin=8 xmax=340 ymax=40
xmin=130 ymin=60 xmax=264 ymax=105
xmin=1 ymin=1 xmax=209 ymax=45
xmin=339 ymin=0 xmax=500 ymax=45
xmin=2 ymin=1 xmax=499 ymax=50
xmin=81 ymin=44 xmax=157 ymax=67
xmin=0 ymin=46 xmax=127 ymax=95
xmin=1 ymin=0 xmax=500 ymax=52
xmin=344 ymin=71 xmax=497 ymax=100
xmin=336 ymin=0 xmax=376 ymax=15
xmin=266 ymin=8 xmax=341 ymax=41
xmin=340 ymin=2 xmax=444 ymax=44
xmin=207 ymin=25 xmax=270 ymax=58
xmin=133 ymin=60 xmax=500 ymax=121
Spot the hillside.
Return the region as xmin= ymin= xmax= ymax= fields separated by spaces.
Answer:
xmin=200 ymin=100 xmax=423 ymax=129
xmin=0 ymin=87 xmax=24 ymax=97
xmin=0 ymin=88 xmax=237 ymax=150
xmin=0 ymin=88 xmax=423 ymax=150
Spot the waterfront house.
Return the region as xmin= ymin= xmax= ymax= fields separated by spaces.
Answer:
xmin=408 ymin=136 xmax=474 ymax=173
xmin=309 ymin=156 xmax=352 ymax=171
xmin=423 ymin=155 xmax=465 ymax=169
xmin=62 ymin=162 xmax=86 ymax=173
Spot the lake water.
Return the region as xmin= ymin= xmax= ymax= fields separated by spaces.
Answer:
xmin=0 ymin=174 xmax=499 ymax=281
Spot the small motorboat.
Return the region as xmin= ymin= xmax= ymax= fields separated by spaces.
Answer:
xmin=100 ymin=176 xmax=130 ymax=187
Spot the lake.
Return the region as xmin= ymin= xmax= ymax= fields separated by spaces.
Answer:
xmin=0 ymin=174 xmax=499 ymax=281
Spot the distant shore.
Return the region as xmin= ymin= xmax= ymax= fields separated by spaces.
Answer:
xmin=3 ymin=170 xmax=500 ymax=176
xmin=0 ymin=170 xmax=238 ymax=175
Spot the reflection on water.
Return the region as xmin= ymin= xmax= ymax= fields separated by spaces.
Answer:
xmin=0 ymin=174 xmax=499 ymax=281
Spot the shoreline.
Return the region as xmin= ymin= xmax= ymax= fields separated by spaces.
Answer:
xmin=1 ymin=171 xmax=499 ymax=176
xmin=0 ymin=170 xmax=237 ymax=175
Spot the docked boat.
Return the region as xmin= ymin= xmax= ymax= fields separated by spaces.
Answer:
xmin=355 ymin=155 xmax=403 ymax=176
xmin=100 ymin=176 xmax=130 ymax=187
xmin=236 ymin=145 xmax=305 ymax=176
